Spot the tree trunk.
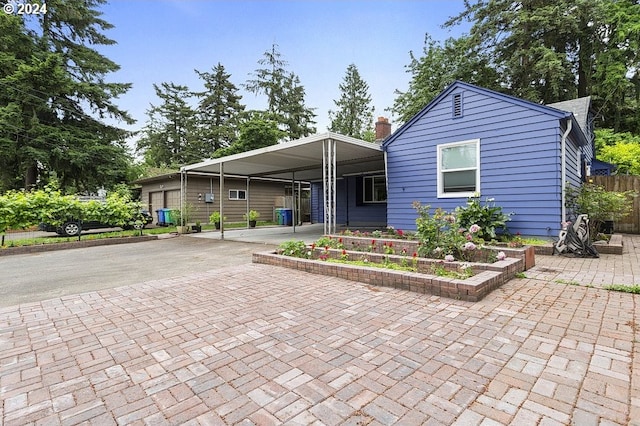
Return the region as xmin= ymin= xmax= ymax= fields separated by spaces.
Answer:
xmin=24 ymin=163 xmax=38 ymax=189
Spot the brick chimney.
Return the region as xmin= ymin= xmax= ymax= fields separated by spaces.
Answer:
xmin=375 ymin=116 xmax=391 ymax=141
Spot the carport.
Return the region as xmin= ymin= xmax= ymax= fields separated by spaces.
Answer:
xmin=180 ymin=132 xmax=385 ymax=239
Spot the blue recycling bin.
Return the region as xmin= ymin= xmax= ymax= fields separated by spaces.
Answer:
xmin=155 ymin=209 xmax=164 ymax=225
xmin=282 ymin=208 xmax=292 ymax=226
xmin=161 ymin=208 xmax=174 ymax=225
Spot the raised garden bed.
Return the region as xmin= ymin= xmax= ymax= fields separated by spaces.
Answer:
xmin=529 ymin=233 xmax=623 ymax=256
xmin=335 ymin=235 xmax=537 ymax=270
xmin=253 ymin=240 xmax=526 ymax=302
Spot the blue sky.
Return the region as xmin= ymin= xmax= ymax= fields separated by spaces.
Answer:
xmin=97 ymin=0 xmax=470 ymax=142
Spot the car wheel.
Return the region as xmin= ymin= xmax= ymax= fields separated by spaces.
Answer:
xmin=61 ymin=221 xmax=81 ymax=236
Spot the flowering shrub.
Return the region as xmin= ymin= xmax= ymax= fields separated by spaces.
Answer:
xmin=278 ymin=240 xmax=310 ymax=258
xmin=413 ymin=201 xmax=489 ymax=262
xmin=455 ymin=195 xmax=512 ymax=240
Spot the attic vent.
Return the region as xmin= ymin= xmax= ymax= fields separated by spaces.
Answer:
xmin=452 ymin=93 xmax=463 ymax=118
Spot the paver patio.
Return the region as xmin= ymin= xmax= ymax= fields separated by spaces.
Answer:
xmin=1 ymin=236 xmax=640 ymax=425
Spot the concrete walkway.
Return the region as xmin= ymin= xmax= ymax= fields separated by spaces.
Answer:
xmin=188 ymin=223 xmax=327 ymax=245
xmin=1 ymin=236 xmax=639 ymax=425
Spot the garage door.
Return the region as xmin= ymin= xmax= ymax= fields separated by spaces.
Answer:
xmin=150 ymin=192 xmax=164 ymax=223
xmin=165 ymin=190 xmax=180 ymax=210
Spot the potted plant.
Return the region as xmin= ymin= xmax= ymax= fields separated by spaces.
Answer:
xmin=171 ymin=209 xmax=190 ymax=234
xmin=210 ymin=211 xmax=225 ymax=230
xmin=191 ymin=220 xmax=202 ymax=233
xmin=243 ymin=210 xmax=261 ymax=228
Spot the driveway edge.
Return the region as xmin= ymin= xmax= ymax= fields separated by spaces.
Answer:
xmin=0 ymin=234 xmax=160 ymax=256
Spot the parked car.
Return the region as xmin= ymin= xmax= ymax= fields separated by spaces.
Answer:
xmin=39 ymin=210 xmax=153 ymax=236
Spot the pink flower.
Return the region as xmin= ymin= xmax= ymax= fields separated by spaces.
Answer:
xmin=469 ymin=224 xmax=481 ymax=233
xmin=464 ymin=242 xmax=476 ymax=251
xmin=497 ymin=251 xmax=507 ymax=261
xmin=466 ymin=234 xmax=473 ymax=241
xmin=445 ymin=254 xmax=455 ymax=262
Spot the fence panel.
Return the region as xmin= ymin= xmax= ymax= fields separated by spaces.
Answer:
xmin=591 ymin=175 xmax=640 ymax=234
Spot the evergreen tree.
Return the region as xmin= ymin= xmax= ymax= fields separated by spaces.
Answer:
xmin=244 ymin=44 xmax=316 ymax=140
xmin=392 ymin=33 xmax=501 ymax=124
xmin=443 ymin=0 xmax=640 ymax=133
xmin=329 ymin=64 xmax=374 ymax=140
xmin=193 ymin=63 xmax=245 ymax=156
xmin=137 ymin=82 xmax=198 ymax=167
xmin=0 ymin=1 xmax=134 ymax=192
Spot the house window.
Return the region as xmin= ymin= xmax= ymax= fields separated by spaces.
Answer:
xmin=437 ymin=139 xmax=480 ymax=197
xmin=452 ymin=93 xmax=463 ymax=118
xmin=363 ymin=175 xmax=387 ymax=203
xmin=228 ymin=189 xmax=246 ymax=200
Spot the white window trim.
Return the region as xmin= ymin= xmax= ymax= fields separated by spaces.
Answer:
xmin=228 ymin=189 xmax=246 ymax=200
xmin=437 ymin=138 xmax=480 ymax=198
xmin=363 ymin=175 xmax=387 ymax=203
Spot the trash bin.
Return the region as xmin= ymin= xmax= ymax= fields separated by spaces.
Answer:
xmin=162 ymin=208 xmax=174 ymax=225
xmin=275 ymin=208 xmax=284 ymax=225
xmin=156 ymin=209 xmax=165 ymax=225
xmin=282 ymin=208 xmax=292 ymax=226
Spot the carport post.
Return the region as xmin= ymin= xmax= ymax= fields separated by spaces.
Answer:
xmin=219 ymin=162 xmax=224 ymax=240
xmin=291 ymin=172 xmax=296 ymax=233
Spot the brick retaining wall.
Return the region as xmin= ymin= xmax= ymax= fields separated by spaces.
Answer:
xmin=254 ymin=250 xmax=522 ymax=302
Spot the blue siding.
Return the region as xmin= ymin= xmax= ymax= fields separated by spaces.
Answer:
xmin=310 ymin=177 xmax=386 ymax=227
xmin=384 ymin=83 xmax=571 ymax=237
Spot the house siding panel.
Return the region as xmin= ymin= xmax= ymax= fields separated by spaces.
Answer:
xmin=385 ymin=86 xmax=565 ymax=237
xmin=310 ymin=177 xmax=386 ymax=227
xmin=140 ymin=175 xmax=286 ymax=224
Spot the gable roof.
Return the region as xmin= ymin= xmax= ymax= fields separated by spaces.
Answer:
xmin=382 ymin=80 xmax=587 ymax=148
xmin=547 ymin=96 xmax=592 ymax=142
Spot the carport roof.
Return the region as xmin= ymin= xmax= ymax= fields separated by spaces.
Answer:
xmin=181 ymin=132 xmax=385 ymax=181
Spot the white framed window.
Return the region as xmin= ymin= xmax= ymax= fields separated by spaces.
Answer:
xmin=364 ymin=175 xmax=387 ymax=203
xmin=437 ymin=139 xmax=480 ymax=198
xmin=228 ymin=189 xmax=246 ymax=200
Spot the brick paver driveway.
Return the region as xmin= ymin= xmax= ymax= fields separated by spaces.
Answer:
xmin=1 ymin=236 xmax=640 ymax=425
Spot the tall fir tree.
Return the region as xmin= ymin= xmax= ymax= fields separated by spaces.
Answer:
xmin=137 ymin=82 xmax=199 ymax=167
xmin=329 ymin=64 xmax=374 ymax=140
xmin=193 ymin=63 xmax=245 ymax=157
xmin=443 ymin=0 xmax=640 ymax=133
xmin=0 ymin=0 xmax=135 ymax=192
xmin=244 ymin=44 xmax=316 ymax=140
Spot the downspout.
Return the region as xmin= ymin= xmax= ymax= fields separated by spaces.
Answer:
xmin=561 ymin=118 xmax=572 ymax=223
xmin=383 ymin=149 xmax=389 ymax=227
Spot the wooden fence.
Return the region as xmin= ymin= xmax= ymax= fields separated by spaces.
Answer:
xmin=591 ymin=175 xmax=640 ymax=234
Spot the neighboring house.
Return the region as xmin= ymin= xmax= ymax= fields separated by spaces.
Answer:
xmin=135 ymin=173 xmax=302 ymax=225
xmin=382 ymin=81 xmax=594 ymax=238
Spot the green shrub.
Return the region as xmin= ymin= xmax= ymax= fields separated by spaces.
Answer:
xmin=278 ymin=240 xmax=310 ymax=258
xmin=455 ymin=195 xmax=512 ymax=240
xmin=566 ymin=183 xmax=636 ymax=236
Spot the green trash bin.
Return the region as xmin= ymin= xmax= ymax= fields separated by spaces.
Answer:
xmin=275 ymin=208 xmax=284 ymax=225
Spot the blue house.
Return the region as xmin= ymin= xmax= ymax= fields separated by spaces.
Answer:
xmin=382 ymin=81 xmax=594 ymax=238
xmin=182 ymin=82 xmax=598 ymax=238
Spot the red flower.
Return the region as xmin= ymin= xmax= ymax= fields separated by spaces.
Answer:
xmin=311 ymin=243 xmax=316 ymax=249
xmin=325 ymin=246 xmax=329 ymax=250
xmin=397 ymin=229 xmax=403 ymax=236
xmin=372 ymin=239 xmax=376 ymax=245
xmin=339 ymin=238 xmax=343 ymax=243
xmin=388 ymin=242 xmax=393 ymax=247
xmin=342 ymin=249 xmax=346 ymax=255
xmin=413 ymin=252 xmax=418 ymax=257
